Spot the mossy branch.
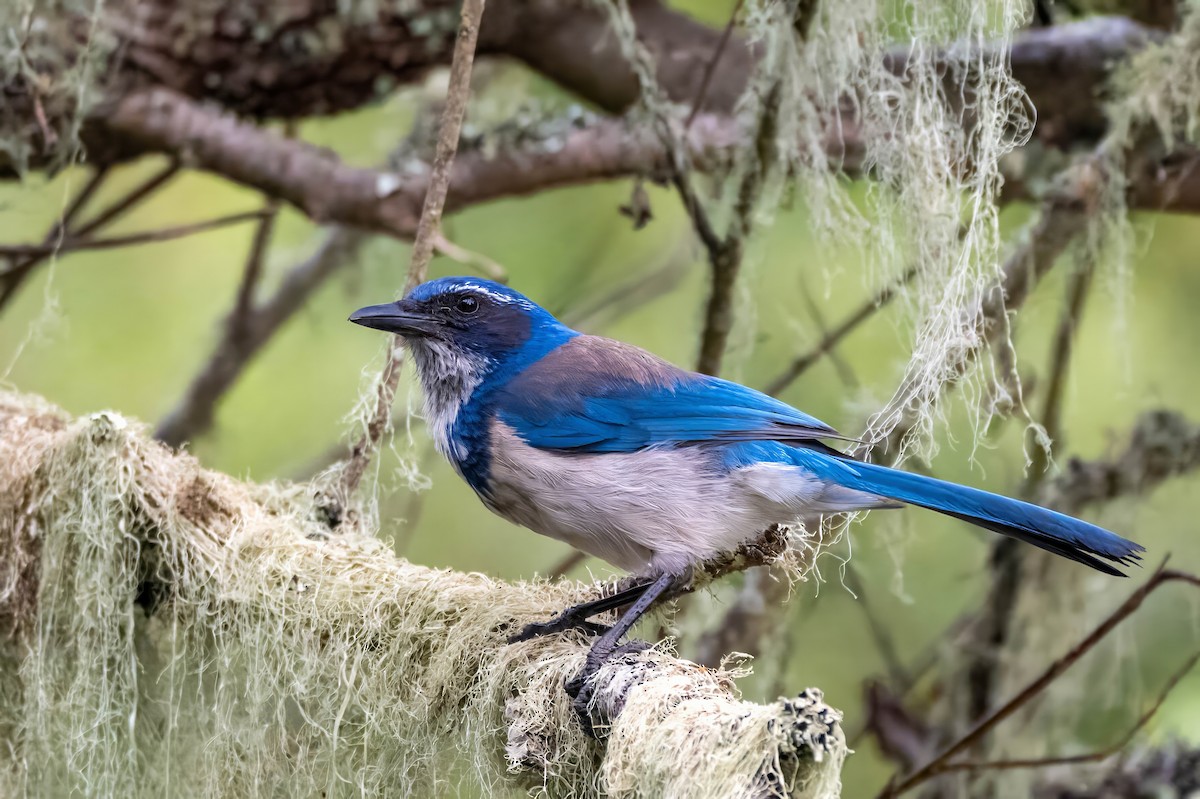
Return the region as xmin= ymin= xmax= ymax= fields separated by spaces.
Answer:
xmin=0 ymin=391 xmax=846 ymax=798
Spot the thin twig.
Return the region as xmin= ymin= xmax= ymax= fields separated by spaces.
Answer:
xmin=882 ymin=564 xmax=1200 ymax=797
xmin=548 ymin=550 xmax=588 ymax=579
xmin=693 ymin=0 xmax=811 ymax=376
xmin=1039 ymin=409 xmax=1200 ymax=516
xmin=156 ymin=110 xmax=445 ymax=447
xmin=766 ymin=265 xmax=919 ymax=396
xmin=851 ymin=408 xmax=1200 ymax=752
xmin=963 ymin=255 xmax=1098 ymax=723
xmin=937 ymin=647 xmax=1200 ymax=774
xmin=861 ymin=411 xmax=1200 ymax=757
xmin=683 ymin=0 xmax=746 ymax=130
xmin=0 ymin=165 xmax=108 ymax=295
xmin=859 ymin=154 xmax=1105 ymax=460
xmin=0 ymin=161 xmax=180 ymax=311
xmin=844 ymin=564 xmax=909 ymax=687
xmin=1022 ymin=255 xmax=1097 ymax=495
xmin=561 ymin=238 xmax=692 ymax=331
xmin=336 ymin=0 xmax=487 ymax=509
xmin=156 ymin=227 xmax=368 ymax=446
xmin=600 ymin=0 xmax=751 ymax=377
xmin=72 ymin=161 xmax=183 ymax=240
xmin=232 ymin=198 xmax=283 ymax=330
xmin=52 ymin=166 xmax=111 ymax=238
xmin=795 ymin=272 xmax=859 ymax=388
xmin=0 ymin=210 xmax=268 ymax=261
xmin=432 ymin=233 xmax=508 ymax=283
xmin=847 ymin=613 xmax=980 ymax=749
xmin=0 ymin=160 xmax=178 ymax=309
xmin=695 ymin=78 xmax=782 ymax=376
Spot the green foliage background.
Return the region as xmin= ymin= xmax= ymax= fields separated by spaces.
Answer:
xmin=2 ymin=2 xmax=1200 ymax=793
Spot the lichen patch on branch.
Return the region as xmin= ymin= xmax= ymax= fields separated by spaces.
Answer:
xmin=0 ymin=391 xmax=846 ymax=798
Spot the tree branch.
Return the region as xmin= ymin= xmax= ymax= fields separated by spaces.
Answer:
xmin=15 ymin=7 xmax=1159 ymax=173
xmin=939 ymin=646 xmax=1200 ymax=774
xmin=962 ymin=255 xmax=1099 ymax=726
xmin=684 ymin=0 xmax=747 ymax=129
xmin=1038 ymin=409 xmax=1200 ymax=516
xmin=1 ymin=390 xmax=847 ymax=797
xmin=862 ymin=153 xmax=1105 ymax=460
xmin=766 ymin=265 xmax=919 ymax=396
xmin=33 ymin=14 xmax=1194 ymax=274
xmin=100 ymin=88 xmax=742 ymax=239
xmin=231 ymin=201 xmax=283 ymax=331
xmin=0 ymin=161 xmax=179 ymax=311
xmin=695 ymin=78 xmax=782 ymax=376
xmin=0 ymin=210 xmax=269 ymax=260
xmin=0 ymin=166 xmax=108 ymax=309
xmin=881 ymin=564 xmax=1200 ymax=798
xmin=1034 ymin=742 xmax=1200 ymax=798
xmin=155 ymin=227 xmax=368 ymax=446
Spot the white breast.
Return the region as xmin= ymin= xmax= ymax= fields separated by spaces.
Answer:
xmin=483 ymin=422 xmax=871 ymax=574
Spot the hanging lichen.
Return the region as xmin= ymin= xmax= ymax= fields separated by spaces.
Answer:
xmin=599 ymin=0 xmax=1033 ymax=461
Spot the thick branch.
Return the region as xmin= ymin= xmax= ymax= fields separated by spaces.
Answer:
xmin=101 ymin=88 xmax=741 ymax=239
xmin=0 ymin=390 xmax=845 ymax=796
xmin=491 ymin=0 xmax=755 ymax=116
xmin=24 ymin=6 xmax=1160 ymax=169
xmin=28 ymin=15 xmax=1194 ymax=251
xmin=13 ymin=8 xmax=1194 ymax=223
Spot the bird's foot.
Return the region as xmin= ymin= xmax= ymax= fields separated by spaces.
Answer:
xmin=509 ymin=574 xmax=670 ymax=645
xmin=508 ymin=610 xmax=611 ymax=644
xmin=566 ymin=640 xmax=654 ymax=738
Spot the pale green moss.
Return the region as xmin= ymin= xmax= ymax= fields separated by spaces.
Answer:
xmin=0 ymin=0 xmax=113 ymax=175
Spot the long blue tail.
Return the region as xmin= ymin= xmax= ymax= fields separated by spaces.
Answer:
xmin=796 ymin=450 xmax=1144 ymax=576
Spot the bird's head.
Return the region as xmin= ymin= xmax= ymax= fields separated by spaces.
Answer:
xmin=349 ymin=276 xmax=575 ymax=393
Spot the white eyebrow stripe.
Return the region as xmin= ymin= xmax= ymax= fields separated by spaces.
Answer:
xmin=460 ymin=285 xmax=523 ymax=305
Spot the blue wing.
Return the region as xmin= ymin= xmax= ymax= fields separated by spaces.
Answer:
xmin=493 ymin=336 xmax=844 ymax=453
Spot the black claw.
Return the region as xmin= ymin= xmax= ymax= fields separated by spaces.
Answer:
xmin=611 ymin=639 xmax=653 ymax=658
xmin=566 ymin=666 xmax=600 ymax=738
xmin=571 ymin=689 xmax=599 ymax=738
xmin=567 ymin=639 xmax=654 ymax=738
xmin=508 ymin=613 xmax=611 ymax=644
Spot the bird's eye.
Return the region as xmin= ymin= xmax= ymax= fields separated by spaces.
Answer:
xmin=455 ymin=295 xmax=479 ymax=315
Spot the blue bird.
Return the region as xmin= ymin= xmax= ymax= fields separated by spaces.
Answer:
xmin=349 ymin=277 xmax=1143 ymax=723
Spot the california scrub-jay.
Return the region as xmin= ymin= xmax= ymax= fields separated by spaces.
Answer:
xmin=350 ymin=277 xmax=1142 ymax=720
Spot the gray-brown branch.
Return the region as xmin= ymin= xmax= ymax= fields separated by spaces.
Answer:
xmin=9 ymin=9 xmax=1198 ymax=231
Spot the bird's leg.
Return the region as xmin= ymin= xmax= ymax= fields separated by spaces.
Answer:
xmin=566 ymin=570 xmax=688 ymax=736
xmin=507 ymin=578 xmax=656 ymax=644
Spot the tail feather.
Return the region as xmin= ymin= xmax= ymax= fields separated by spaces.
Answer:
xmin=798 ymin=451 xmax=1145 ymax=576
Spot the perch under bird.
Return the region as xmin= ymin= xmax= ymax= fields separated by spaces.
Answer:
xmin=349 ymin=276 xmax=1144 ymax=728
xmin=0 ymin=391 xmax=850 ymax=797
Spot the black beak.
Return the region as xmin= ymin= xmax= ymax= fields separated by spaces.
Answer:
xmin=348 ymin=301 xmax=441 ymax=337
